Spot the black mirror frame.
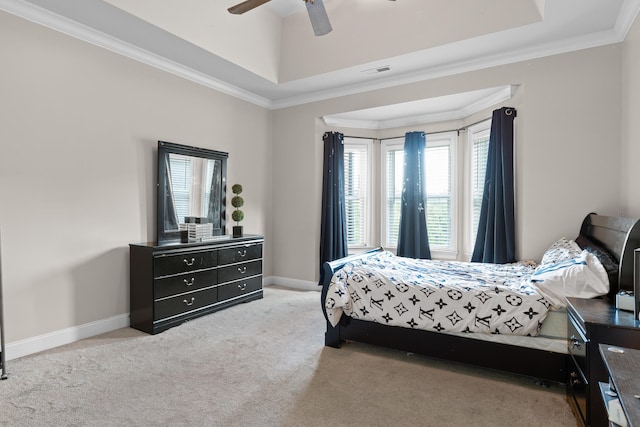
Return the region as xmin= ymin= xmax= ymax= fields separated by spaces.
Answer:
xmin=157 ymin=140 xmax=228 ymax=244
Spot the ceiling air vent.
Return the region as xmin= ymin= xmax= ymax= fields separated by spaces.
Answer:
xmin=361 ymin=66 xmax=392 ymax=75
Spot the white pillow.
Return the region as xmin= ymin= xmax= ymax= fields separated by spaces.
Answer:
xmin=531 ymin=250 xmax=609 ymax=308
xmin=540 ymin=237 xmax=582 ymax=265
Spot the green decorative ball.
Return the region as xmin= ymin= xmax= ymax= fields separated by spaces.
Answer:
xmin=232 ymin=210 xmax=244 ymax=223
xmin=232 ymin=184 xmax=243 ymax=195
xmin=231 ymin=196 xmax=244 ymax=208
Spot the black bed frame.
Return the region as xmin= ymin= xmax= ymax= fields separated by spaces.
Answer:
xmin=320 ymin=213 xmax=640 ymax=384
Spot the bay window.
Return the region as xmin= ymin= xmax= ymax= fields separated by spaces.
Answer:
xmin=342 ymin=121 xmax=491 ymax=260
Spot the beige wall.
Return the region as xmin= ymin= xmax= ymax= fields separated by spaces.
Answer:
xmin=272 ymin=44 xmax=623 ymax=283
xmin=0 ymin=11 xmax=272 ymax=344
xmin=622 ymin=12 xmax=640 ymax=217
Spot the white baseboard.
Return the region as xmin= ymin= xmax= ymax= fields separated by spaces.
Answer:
xmin=4 ymin=276 xmax=319 ymax=361
xmin=5 ymin=313 xmax=130 ymax=361
xmin=263 ymin=275 xmax=320 ymax=291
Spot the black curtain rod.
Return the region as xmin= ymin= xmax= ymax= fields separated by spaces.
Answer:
xmin=343 ymin=116 xmax=492 ymax=141
xmin=339 ymin=135 xmax=374 ymax=140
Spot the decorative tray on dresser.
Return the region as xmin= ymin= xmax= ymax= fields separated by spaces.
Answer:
xmin=566 ymin=297 xmax=640 ymax=427
xmin=129 ymin=235 xmax=264 ymax=334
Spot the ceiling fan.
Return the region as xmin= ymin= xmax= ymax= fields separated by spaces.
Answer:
xmin=228 ymin=0 xmax=396 ymax=37
xmin=228 ymin=0 xmax=333 ymax=36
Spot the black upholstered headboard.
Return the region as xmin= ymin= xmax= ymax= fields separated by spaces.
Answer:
xmin=579 ymin=213 xmax=640 ymax=295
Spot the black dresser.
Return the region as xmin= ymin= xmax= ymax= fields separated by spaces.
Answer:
xmin=566 ymin=297 xmax=640 ymax=426
xmin=129 ymin=235 xmax=264 ymax=334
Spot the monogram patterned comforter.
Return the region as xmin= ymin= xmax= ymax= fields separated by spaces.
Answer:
xmin=325 ymin=251 xmax=551 ymax=336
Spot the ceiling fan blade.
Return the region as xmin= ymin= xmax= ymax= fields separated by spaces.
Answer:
xmin=306 ymin=0 xmax=332 ymax=36
xmin=228 ymin=0 xmax=271 ymax=15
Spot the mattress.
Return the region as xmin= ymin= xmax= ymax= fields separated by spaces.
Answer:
xmin=440 ymin=307 xmax=568 ymax=354
xmin=539 ymin=307 xmax=567 ymax=339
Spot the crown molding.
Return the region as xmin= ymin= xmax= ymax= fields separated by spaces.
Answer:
xmin=458 ymin=85 xmax=516 ymax=118
xmin=322 ymin=85 xmax=515 ymax=130
xmin=0 ymin=0 xmax=274 ymax=109
xmin=616 ymin=0 xmax=640 ymax=39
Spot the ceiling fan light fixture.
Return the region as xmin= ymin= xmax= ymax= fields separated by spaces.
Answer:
xmin=305 ymin=0 xmax=332 ymax=36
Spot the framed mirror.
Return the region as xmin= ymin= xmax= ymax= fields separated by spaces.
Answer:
xmin=157 ymin=141 xmax=228 ymax=243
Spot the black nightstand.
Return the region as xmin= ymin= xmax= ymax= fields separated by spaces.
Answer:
xmin=566 ymin=297 xmax=640 ymax=426
xmin=599 ymin=344 xmax=640 ymax=427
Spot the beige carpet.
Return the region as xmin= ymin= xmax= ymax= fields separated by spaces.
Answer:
xmin=0 ymin=286 xmax=577 ymax=427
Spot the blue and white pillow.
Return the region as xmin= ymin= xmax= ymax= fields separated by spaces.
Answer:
xmin=531 ymin=250 xmax=609 ymax=308
xmin=540 ymin=237 xmax=582 ymax=265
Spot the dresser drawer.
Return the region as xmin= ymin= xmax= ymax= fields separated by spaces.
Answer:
xmin=567 ymin=354 xmax=588 ymax=426
xmin=218 ymin=243 xmax=262 ymax=265
xmin=218 ymin=260 xmax=262 ymax=283
xmin=218 ymin=276 xmax=262 ymax=301
xmin=568 ymin=315 xmax=588 ymax=375
xmin=154 ymin=269 xmax=217 ymax=299
xmin=154 ymin=286 xmax=218 ymax=320
xmin=153 ymin=250 xmax=217 ymax=277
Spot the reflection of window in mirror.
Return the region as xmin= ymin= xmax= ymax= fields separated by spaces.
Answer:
xmin=203 ymin=160 xmax=215 ymax=216
xmin=168 ymin=153 xmax=193 ymax=224
xmin=158 ymin=141 xmax=228 ymax=242
xmin=168 ymin=154 xmax=221 ymax=225
xmin=205 ymin=159 xmax=222 ymax=228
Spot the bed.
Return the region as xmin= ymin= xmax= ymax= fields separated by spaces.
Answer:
xmin=320 ymin=213 xmax=640 ymax=383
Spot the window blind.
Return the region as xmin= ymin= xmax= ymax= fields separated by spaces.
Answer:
xmin=168 ymin=154 xmax=192 ymax=224
xmin=425 ymin=145 xmax=451 ymax=247
xmin=386 ymin=147 xmax=403 ymax=247
xmin=344 ymin=145 xmax=368 ymax=246
xmin=472 ymin=136 xmax=490 ymax=240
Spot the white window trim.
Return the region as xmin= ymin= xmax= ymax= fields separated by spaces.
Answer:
xmin=465 ymin=119 xmax=491 ymax=259
xmin=428 ymin=131 xmax=458 ymax=260
xmin=380 ymin=138 xmax=403 ymax=250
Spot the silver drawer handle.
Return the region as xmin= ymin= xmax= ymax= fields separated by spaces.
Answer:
xmin=569 ymin=371 xmax=581 ymax=386
xmin=184 ymin=278 xmax=195 ymax=286
xmin=238 ymin=283 xmax=247 ymax=291
xmin=238 ymin=266 xmax=247 ymax=274
xmin=569 ymin=335 xmax=581 ymax=350
xmin=183 ymin=258 xmax=195 ymax=266
xmin=183 ymin=297 xmax=195 ymax=306
xmin=238 ymin=249 xmax=247 ymax=257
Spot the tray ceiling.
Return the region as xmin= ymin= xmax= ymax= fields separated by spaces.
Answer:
xmin=2 ymin=0 xmax=639 ymax=112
